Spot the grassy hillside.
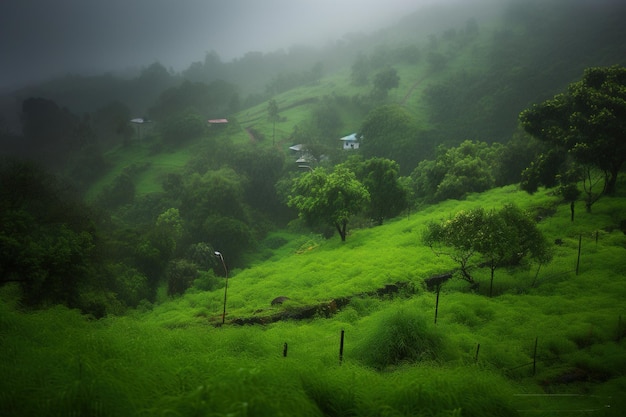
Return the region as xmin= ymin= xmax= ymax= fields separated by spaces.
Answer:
xmin=3 ymin=2 xmax=625 ymax=414
xmin=2 ymin=183 xmax=625 ymax=416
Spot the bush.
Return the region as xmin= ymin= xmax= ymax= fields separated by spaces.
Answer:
xmin=166 ymin=259 xmax=199 ymax=296
xmin=354 ymin=307 xmax=449 ymax=369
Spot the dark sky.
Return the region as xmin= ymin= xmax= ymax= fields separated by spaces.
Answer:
xmin=0 ymin=0 xmax=447 ymax=90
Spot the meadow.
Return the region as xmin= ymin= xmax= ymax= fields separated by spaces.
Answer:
xmin=2 ymin=184 xmax=625 ymax=416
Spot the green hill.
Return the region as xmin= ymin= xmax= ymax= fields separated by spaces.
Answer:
xmin=2 ymin=2 xmax=626 ymax=415
xmin=81 ymin=0 xmax=626 ymax=200
xmin=2 ymin=183 xmax=625 ymax=416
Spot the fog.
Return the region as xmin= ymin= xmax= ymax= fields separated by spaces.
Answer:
xmin=0 ymin=0 xmax=458 ymax=91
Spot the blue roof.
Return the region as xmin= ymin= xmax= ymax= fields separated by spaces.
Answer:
xmin=339 ymin=133 xmax=358 ymax=141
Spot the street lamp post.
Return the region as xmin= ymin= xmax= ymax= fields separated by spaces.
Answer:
xmin=214 ymin=251 xmax=228 ymax=324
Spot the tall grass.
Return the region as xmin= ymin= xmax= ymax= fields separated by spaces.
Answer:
xmin=2 ymin=185 xmax=625 ymax=416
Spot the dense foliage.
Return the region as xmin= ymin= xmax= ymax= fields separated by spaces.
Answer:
xmin=423 ymin=204 xmax=552 ymax=296
xmin=0 ymin=159 xmax=99 ymax=307
xmin=288 ymin=165 xmax=370 ymax=241
xmin=520 ymin=65 xmax=626 ymax=197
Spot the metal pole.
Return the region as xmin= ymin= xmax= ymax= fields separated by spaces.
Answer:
xmin=215 ymin=251 xmax=228 ymax=324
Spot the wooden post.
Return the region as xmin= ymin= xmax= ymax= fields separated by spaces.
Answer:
xmin=474 ymin=343 xmax=480 ymax=363
xmin=339 ymin=329 xmax=345 ymax=365
xmin=283 ymin=342 xmax=288 ymax=357
xmin=532 ymin=337 xmax=538 ymax=376
xmin=434 ymin=284 xmax=441 ymax=324
xmin=575 ymin=234 xmax=582 ymax=275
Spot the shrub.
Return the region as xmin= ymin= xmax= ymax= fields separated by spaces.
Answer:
xmin=354 ymin=307 xmax=449 ymax=369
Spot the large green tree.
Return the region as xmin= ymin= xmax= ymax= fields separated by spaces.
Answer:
xmin=411 ymin=140 xmax=501 ymax=202
xmin=372 ymin=67 xmax=400 ymax=100
xmin=423 ymin=204 xmax=551 ymax=295
xmin=288 ymin=166 xmax=370 ymax=241
xmin=353 ymin=157 xmax=408 ymax=225
xmin=520 ymin=65 xmax=626 ymax=195
xmin=358 ymin=104 xmax=420 ymax=174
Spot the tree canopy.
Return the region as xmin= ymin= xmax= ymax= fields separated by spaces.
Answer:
xmin=358 ymin=104 xmax=420 ymax=174
xmin=423 ymin=204 xmax=551 ymax=295
xmin=520 ymin=65 xmax=626 ymax=195
xmin=351 ymin=157 xmax=407 ymax=225
xmin=0 ymin=159 xmax=98 ymax=307
xmin=411 ymin=140 xmax=502 ymax=203
xmin=288 ymin=166 xmax=370 ymax=241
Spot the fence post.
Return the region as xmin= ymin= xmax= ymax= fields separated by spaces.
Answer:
xmin=532 ymin=337 xmax=538 ymax=376
xmin=575 ymin=234 xmax=582 ymax=275
xmin=339 ymin=329 xmax=345 ymax=365
xmin=283 ymin=342 xmax=288 ymax=357
xmin=434 ymin=284 xmax=441 ymax=324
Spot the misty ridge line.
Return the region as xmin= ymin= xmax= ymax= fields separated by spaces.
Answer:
xmin=1 ymin=0 xmax=500 ymax=91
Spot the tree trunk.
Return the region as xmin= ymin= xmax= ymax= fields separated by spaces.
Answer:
xmin=335 ymin=221 xmax=347 ymax=241
xmin=489 ymin=262 xmax=495 ymax=298
xmin=459 ymin=259 xmax=474 ymax=284
xmin=605 ymin=167 xmax=620 ymax=195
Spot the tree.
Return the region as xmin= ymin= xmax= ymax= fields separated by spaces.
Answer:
xmin=288 ymin=166 xmax=370 ymax=241
xmin=0 ymin=159 xmax=98 ymax=307
xmin=159 ymin=109 xmax=206 ymax=145
xmin=351 ymin=52 xmax=370 ymax=86
xmin=479 ymin=205 xmax=552 ymax=296
xmin=354 ymin=157 xmax=408 ymax=225
xmin=358 ymin=104 xmax=419 ymax=174
xmin=372 ymin=67 xmax=400 ymax=100
xmin=423 ymin=205 xmax=551 ymax=295
xmin=230 ymin=146 xmax=287 ymax=219
xmin=411 ymin=141 xmax=500 ymax=202
xmin=423 ymin=209 xmax=483 ymax=287
xmin=180 ymin=168 xmax=249 ymax=243
xmin=166 ymin=259 xmax=199 ymax=296
xmin=156 ymin=208 xmax=184 ymax=253
xmin=520 ymin=65 xmax=626 ymax=195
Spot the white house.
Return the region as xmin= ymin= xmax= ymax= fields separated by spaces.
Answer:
xmin=340 ymin=133 xmax=359 ymax=150
xmin=289 ymin=143 xmax=316 ymax=165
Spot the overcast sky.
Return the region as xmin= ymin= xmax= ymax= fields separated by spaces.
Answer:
xmin=0 ymin=0 xmax=451 ymax=90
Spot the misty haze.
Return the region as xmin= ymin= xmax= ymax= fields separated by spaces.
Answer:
xmin=1 ymin=0 xmax=625 ymax=416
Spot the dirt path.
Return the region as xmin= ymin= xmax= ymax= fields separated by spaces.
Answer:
xmin=244 ymin=127 xmax=256 ymax=142
xmin=400 ymin=72 xmax=431 ymax=105
xmin=213 ymin=272 xmax=456 ymax=326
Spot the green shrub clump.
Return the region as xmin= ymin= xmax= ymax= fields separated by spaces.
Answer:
xmin=355 ymin=307 xmax=450 ymax=369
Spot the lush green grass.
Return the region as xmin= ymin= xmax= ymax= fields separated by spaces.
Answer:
xmin=2 ymin=184 xmax=625 ymax=416
xmin=86 ymin=140 xmax=197 ymax=200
